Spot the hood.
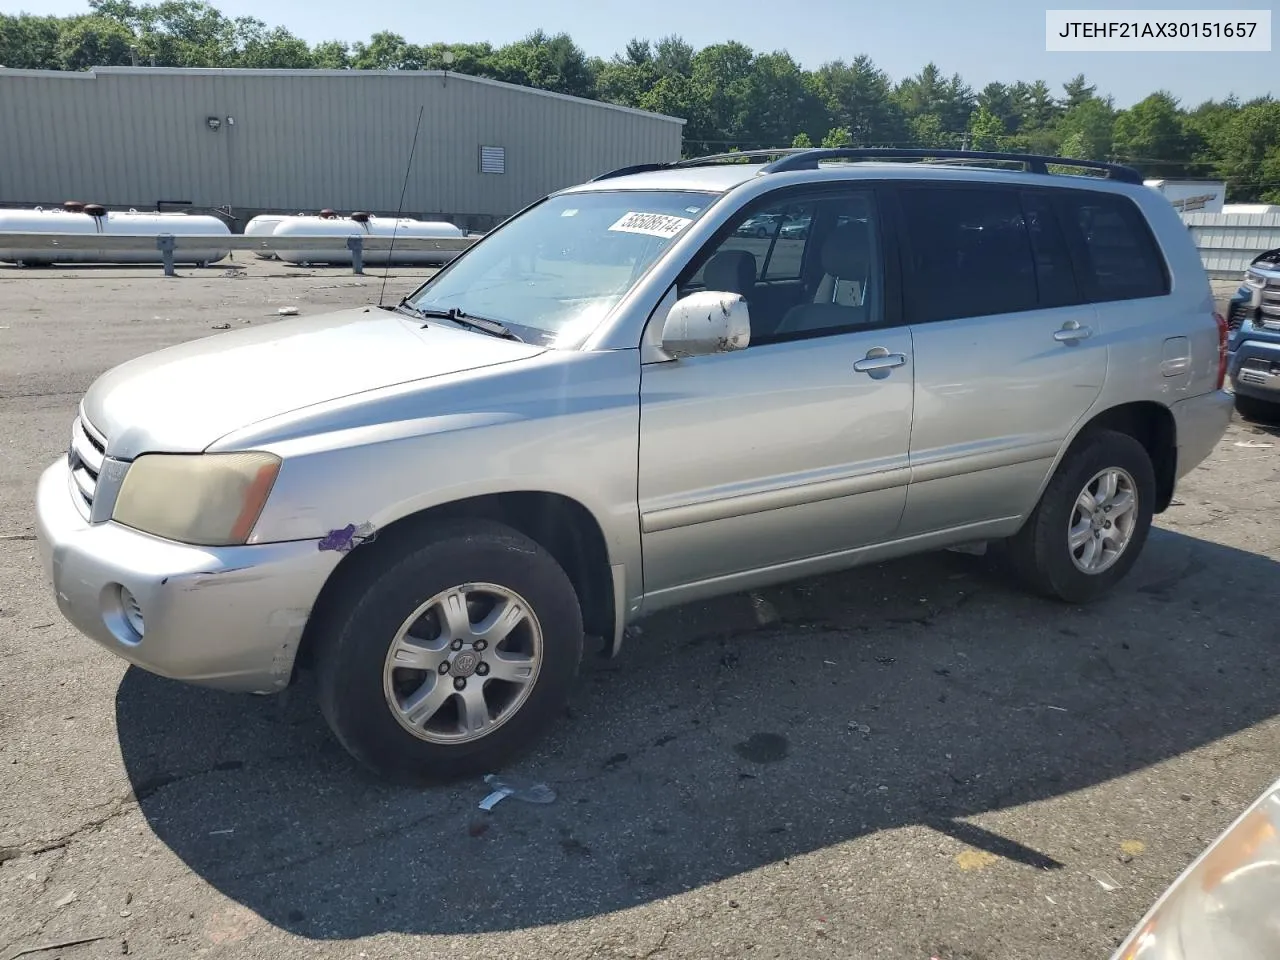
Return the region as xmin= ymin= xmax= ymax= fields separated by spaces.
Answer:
xmin=82 ymin=307 xmax=546 ymax=458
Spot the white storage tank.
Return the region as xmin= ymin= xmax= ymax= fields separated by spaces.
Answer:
xmin=244 ymin=209 xmax=344 ymax=259
xmin=0 ymin=202 xmax=232 ymax=266
xmin=272 ymin=212 xmax=465 ymax=266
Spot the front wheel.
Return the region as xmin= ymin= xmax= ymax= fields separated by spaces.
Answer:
xmin=1005 ymin=430 xmax=1155 ymax=603
xmin=314 ymin=520 xmax=584 ymax=783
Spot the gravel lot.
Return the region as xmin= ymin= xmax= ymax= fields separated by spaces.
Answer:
xmin=1 ymin=261 xmax=1277 ymax=960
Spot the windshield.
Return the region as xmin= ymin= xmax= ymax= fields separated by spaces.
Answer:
xmin=405 ymin=190 xmax=717 ymax=346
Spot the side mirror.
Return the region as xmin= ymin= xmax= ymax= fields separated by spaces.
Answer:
xmin=660 ymin=291 xmax=750 ymax=359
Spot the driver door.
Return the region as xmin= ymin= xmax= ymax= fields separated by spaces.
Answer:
xmin=636 ymin=184 xmax=915 ymax=606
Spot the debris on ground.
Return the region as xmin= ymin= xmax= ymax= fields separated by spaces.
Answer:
xmin=1234 ymin=440 xmax=1273 ymax=448
xmin=477 ymin=774 xmax=556 ymax=810
xmin=54 ymin=890 xmax=77 ymax=907
xmin=1092 ymin=870 xmax=1121 ymax=892
xmin=7 ymin=936 xmax=107 ymax=959
xmin=277 ymin=306 xmax=300 ymax=316
xmin=847 ymin=722 xmax=871 ymax=735
xmin=749 ymin=593 xmax=780 ymax=626
xmin=211 ymin=322 xmax=230 ymax=330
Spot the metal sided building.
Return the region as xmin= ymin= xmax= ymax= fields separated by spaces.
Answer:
xmin=0 ymin=67 xmax=685 ymax=230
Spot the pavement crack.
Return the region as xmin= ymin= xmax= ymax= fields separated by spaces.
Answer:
xmin=21 ymin=761 xmax=250 ymax=857
xmin=28 ymin=798 xmax=135 ymax=856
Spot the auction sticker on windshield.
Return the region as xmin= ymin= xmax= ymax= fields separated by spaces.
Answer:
xmin=609 ymin=212 xmax=693 ymax=239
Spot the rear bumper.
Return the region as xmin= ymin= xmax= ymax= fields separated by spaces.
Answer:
xmin=35 ymin=458 xmax=341 ymax=693
xmin=1170 ymin=389 xmax=1233 ymax=479
xmin=1228 ymin=335 xmax=1280 ymax=402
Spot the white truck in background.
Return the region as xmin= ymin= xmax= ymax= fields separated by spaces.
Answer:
xmin=1144 ymin=179 xmax=1227 ymax=214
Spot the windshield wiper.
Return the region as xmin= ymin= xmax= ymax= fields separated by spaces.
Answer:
xmin=447 ymin=311 xmax=522 ymax=341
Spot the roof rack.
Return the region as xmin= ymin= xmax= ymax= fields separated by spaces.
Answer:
xmin=589 ymin=162 xmax=674 ymax=182
xmin=590 ymin=147 xmax=1143 ymax=185
xmin=760 ymin=147 xmax=1143 ymax=183
xmin=591 ymin=150 xmax=811 ymax=182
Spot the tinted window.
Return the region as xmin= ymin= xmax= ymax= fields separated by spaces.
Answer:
xmin=898 ymin=186 xmax=1038 ymax=324
xmin=683 ymin=190 xmax=884 ymax=342
xmin=1022 ymin=192 xmax=1080 ymax=308
xmin=1063 ymin=193 xmax=1169 ymax=301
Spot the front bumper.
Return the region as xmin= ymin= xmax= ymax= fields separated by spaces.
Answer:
xmin=1170 ymin=389 xmax=1233 ymax=480
xmin=35 ymin=458 xmax=341 ymax=694
xmin=1228 ymin=335 xmax=1280 ymax=402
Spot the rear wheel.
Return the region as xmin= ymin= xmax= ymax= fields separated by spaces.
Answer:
xmin=1234 ymin=392 xmax=1280 ymax=424
xmin=1005 ymin=430 xmax=1155 ymax=603
xmin=314 ymin=520 xmax=584 ymax=783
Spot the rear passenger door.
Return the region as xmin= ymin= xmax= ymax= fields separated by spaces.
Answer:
xmin=893 ymin=183 xmax=1108 ymax=538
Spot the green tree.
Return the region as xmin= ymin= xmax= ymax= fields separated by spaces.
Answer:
xmin=490 ymin=31 xmax=595 ymax=98
xmin=55 ymin=14 xmax=136 ymax=69
xmin=822 ymin=126 xmax=853 ymax=148
xmin=1062 ymin=73 xmax=1096 ymax=110
xmin=792 ymin=131 xmax=813 ymax=148
xmin=810 ymin=56 xmax=905 ymax=146
xmin=1054 ymin=96 xmax=1115 ymax=159
xmin=743 ymin=51 xmax=822 ymax=149
xmin=1212 ymin=98 xmax=1280 ymax=201
xmin=311 ymin=40 xmax=351 ymax=69
xmin=1113 ymin=91 xmax=1201 ymax=177
xmin=0 ymin=14 xmax=64 ymax=68
xmin=351 ymin=31 xmax=421 ymax=69
xmin=966 ymin=104 xmax=1006 ymax=149
xmin=896 ymin=63 xmax=975 ymax=138
xmin=976 ymin=82 xmax=1020 ymax=135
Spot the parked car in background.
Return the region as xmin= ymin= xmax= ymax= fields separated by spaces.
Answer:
xmin=780 ymin=213 xmax=811 ymax=238
xmin=1110 ymin=776 xmax=1280 ymax=960
xmin=735 ymin=213 xmax=783 ymax=238
xmin=1226 ymin=248 xmax=1280 ymax=422
xmin=36 ymin=147 xmax=1233 ymax=783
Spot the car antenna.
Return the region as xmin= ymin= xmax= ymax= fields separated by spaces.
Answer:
xmin=378 ymin=104 xmax=425 ymax=309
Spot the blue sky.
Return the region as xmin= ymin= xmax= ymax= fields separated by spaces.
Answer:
xmin=13 ymin=0 xmax=1277 ymax=107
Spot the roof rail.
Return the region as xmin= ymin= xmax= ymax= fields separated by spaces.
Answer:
xmin=759 ymin=147 xmax=1143 ymax=183
xmin=589 ymin=162 xmax=675 ymax=182
xmin=590 ymin=149 xmax=805 ymax=181
xmin=675 ymin=149 xmax=808 ymax=168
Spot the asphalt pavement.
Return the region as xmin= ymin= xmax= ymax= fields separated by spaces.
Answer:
xmin=1 ymin=260 xmax=1277 ymax=960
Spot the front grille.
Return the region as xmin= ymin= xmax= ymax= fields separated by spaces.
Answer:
xmin=1261 ymin=287 xmax=1280 ymax=326
xmin=68 ymin=415 xmax=106 ymax=519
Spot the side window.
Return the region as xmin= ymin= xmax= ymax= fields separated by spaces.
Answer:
xmin=1021 ymin=192 xmax=1080 ymax=308
xmin=1061 ymin=193 xmax=1170 ymax=302
xmin=687 ymin=200 xmax=814 ymax=286
xmin=681 ymin=189 xmax=885 ymax=343
xmin=898 ymin=185 xmax=1038 ymax=324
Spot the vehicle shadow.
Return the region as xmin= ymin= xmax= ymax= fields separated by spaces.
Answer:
xmin=114 ymin=527 xmax=1280 ymax=939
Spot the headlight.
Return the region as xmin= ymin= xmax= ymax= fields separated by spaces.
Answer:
xmin=112 ymin=452 xmax=281 ymax=546
xmin=1112 ymin=779 xmax=1280 ymax=960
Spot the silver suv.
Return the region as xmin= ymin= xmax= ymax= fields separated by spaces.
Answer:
xmin=35 ymin=148 xmax=1234 ymax=782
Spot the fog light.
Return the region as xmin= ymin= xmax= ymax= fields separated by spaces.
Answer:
xmin=119 ymin=586 xmax=145 ymax=638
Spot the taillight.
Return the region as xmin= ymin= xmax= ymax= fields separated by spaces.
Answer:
xmin=1214 ymin=310 xmax=1228 ymax=389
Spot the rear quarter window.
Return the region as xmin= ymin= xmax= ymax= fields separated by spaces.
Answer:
xmin=1059 ymin=192 xmax=1170 ymax=302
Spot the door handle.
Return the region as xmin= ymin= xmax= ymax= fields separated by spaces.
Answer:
xmin=853 ymin=351 xmax=908 ymax=373
xmin=1053 ymin=323 xmax=1093 ymax=343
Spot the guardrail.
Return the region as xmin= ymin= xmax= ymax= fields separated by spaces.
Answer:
xmin=0 ymin=232 xmax=479 ymax=276
xmin=1183 ymin=212 xmax=1280 ymax=280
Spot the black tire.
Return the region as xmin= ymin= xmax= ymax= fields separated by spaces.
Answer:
xmin=1234 ymin=392 xmax=1280 ymax=424
xmin=1005 ymin=429 xmax=1156 ymax=604
xmin=314 ymin=519 xmax=584 ymax=784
